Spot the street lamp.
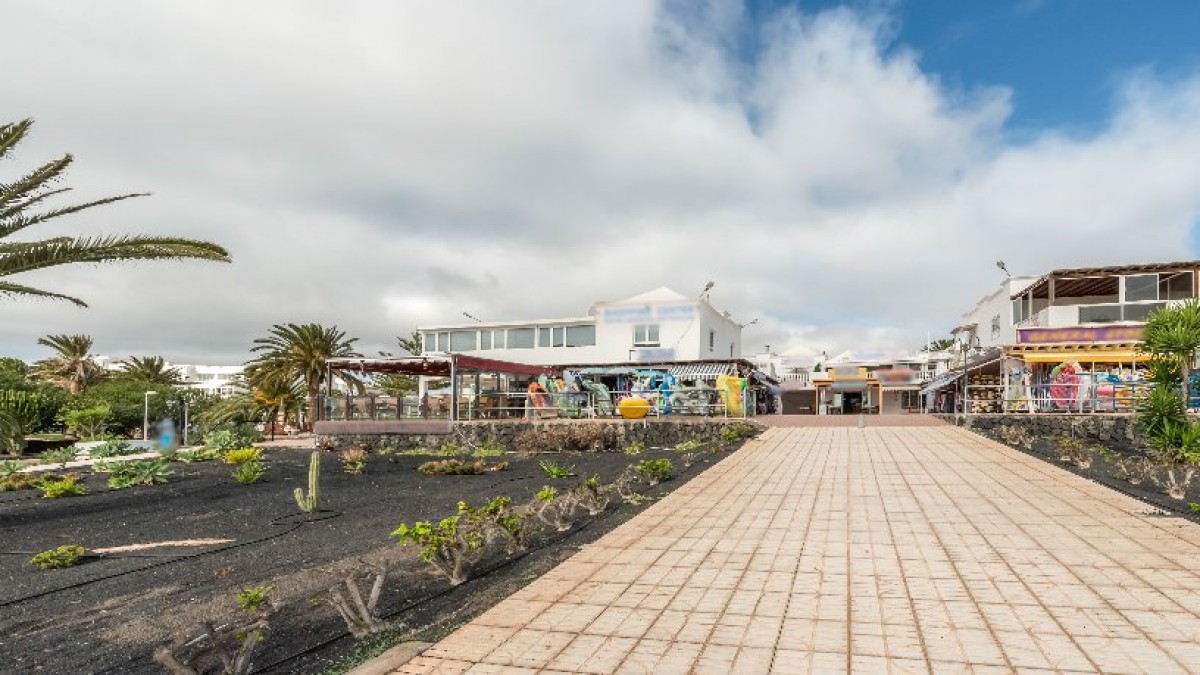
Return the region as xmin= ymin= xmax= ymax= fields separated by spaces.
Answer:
xmin=143 ymin=391 xmax=158 ymax=442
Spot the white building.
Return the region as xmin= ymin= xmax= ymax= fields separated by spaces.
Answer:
xmin=952 ymin=276 xmax=1038 ymax=351
xmin=418 ymin=287 xmax=745 ymax=366
xmin=94 ymin=356 xmax=245 ymax=397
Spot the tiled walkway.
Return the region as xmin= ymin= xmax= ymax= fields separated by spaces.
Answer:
xmin=396 ymin=426 xmax=1200 ymax=673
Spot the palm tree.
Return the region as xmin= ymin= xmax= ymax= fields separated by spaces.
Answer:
xmin=0 ymin=119 xmax=230 ymax=307
xmin=1142 ymin=299 xmax=1200 ymax=406
xmin=34 ymin=333 xmax=105 ymax=394
xmin=245 ymin=323 xmax=363 ymax=429
xmin=118 ymin=356 xmax=182 ymax=385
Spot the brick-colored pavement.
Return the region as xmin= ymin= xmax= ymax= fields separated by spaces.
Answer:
xmin=395 ymin=426 xmax=1200 ymax=674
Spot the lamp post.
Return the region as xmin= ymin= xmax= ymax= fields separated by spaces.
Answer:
xmin=143 ymin=390 xmax=158 ymax=442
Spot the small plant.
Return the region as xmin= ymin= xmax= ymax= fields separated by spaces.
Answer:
xmin=1114 ymin=455 xmax=1158 ymax=485
xmin=173 ymin=447 xmax=221 ymax=463
xmin=88 ymin=440 xmax=137 ymax=458
xmin=680 ymin=452 xmax=699 ymax=469
xmin=418 ymin=458 xmax=487 ymax=476
xmin=392 ymin=516 xmax=477 ymax=585
xmin=232 ymin=461 xmax=267 ymax=484
xmin=39 ymin=474 xmax=88 ymax=499
xmin=1094 ymin=445 xmax=1117 ymax=464
xmin=1189 ymin=502 xmax=1200 ymax=515
xmin=575 ymin=475 xmax=610 ymax=515
xmin=531 ymin=486 xmax=579 ymax=531
xmin=222 ymin=447 xmax=264 ymax=465
xmin=340 ymin=447 xmax=367 ymax=475
xmin=236 ymin=585 xmax=274 ymax=613
xmin=107 ymin=458 xmax=174 ymax=490
xmin=1151 ymin=463 xmax=1197 ymax=501
xmin=623 ymin=442 xmax=646 ymax=456
xmin=720 ymin=422 xmax=759 ymax=442
xmin=1053 ymin=435 xmax=1091 ymax=469
xmin=30 ymin=544 xmax=88 ymax=570
xmin=539 ymin=460 xmax=575 ymax=479
xmin=674 ymin=438 xmax=703 ymax=452
xmin=473 ymin=437 xmax=506 ymax=458
xmin=0 ymin=459 xmax=22 ymax=476
xmin=39 ymin=447 xmax=77 ymax=466
xmin=1 ymin=472 xmax=41 ymax=492
xmin=634 ymin=458 xmax=673 ymax=486
xmin=294 ymin=451 xmax=320 ymax=513
xmin=377 ymin=446 xmax=396 ymax=456
xmin=437 ymin=441 xmax=464 ymax=457
xmin=328 ymin=564 xmax=389 ymax=638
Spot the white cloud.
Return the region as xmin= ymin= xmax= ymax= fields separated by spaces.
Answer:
xmin=3 ymin=1 xmax=1200 ymax=365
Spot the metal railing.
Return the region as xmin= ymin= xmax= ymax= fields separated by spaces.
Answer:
xmin=959 ymin=381 xmax=1152 ymax=414
xmin=319 ymin=388 xmax=758 ymax=422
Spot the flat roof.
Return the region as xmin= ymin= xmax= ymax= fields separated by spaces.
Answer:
xmin=1013 ymin=261 xmax=1200 ymax=300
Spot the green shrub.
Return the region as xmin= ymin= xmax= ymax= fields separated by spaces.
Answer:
xmin=38 ymin=448 xmax=77 ymax=465
xmin=222 ymin=447 xmax=263 ymax=465
xmin=106 ymin=459 xmax=173 ymax=490
xmin=30 ymin=544 xmax=88 ymax=570
xmin=539 ymin=460 xmax=574 ymax=479
xmin=674 ymin=438 xmax=703 ymax=452
xmin=203 ymin=428 xmax=259 ymax=454
xmin=418 ymin=459 xmax=486 ymax=476
xmin=720 ymin=422 xmax=759 ymax=442
xmin=340 ymin=448 xmax=367 ymax=475
xmin=0 ymin=459 xmax=21 ymax=476
xmin=392 ymin=496 xmax=529 ymax=585
xmin=88 ymin=440 xmax=138 ymax=458
xmin=473 ymin=437 xmax=506 ymax=458
xmin=623 ymin=442 xmax=646 ymax=456
xmin=232 ymin=461 xmax=267 ymax=484
xmin=634 ymin=458 xmax=673 ymax=485
xmin=237 ymin=586 xmax=273 ymax=613
xmin=437 ymin=441 xmax=464 ymax=457
xmin=39 ymin=474 xmax=88 ymax=498
xmin=1 ymin=472 xmax=41 ymax=491
xmin=173 ymin=447 xmax=221 ymax=463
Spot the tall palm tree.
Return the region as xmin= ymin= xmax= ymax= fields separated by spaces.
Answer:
xmin=118 ymin=356 xmax=182 ymax=385
xmin=0 ymin=119 xmax=230 ymax=307
xmin=1142 ymin=299 xmax=1200 ymax=406
xmin=245 ymin=323 xmax=363 ymax=429
xmin=34 ymin=333 xmax=105 ymax=394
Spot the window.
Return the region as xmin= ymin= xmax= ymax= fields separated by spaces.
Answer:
xmin=708 ymin=330 xmax=715 ymax=352
xmin=991 ymin=315 xmax=1001 ymax=338
xmin=1012 ymin=298 xmax=1025 ymax=324
xmin=1123 ymin=302 xmax=1165 ymax=322
xmin=565 ymin=325 xmax=595 ymax=347
xmin=425 ymin=331 xmax=450 ymax=352
xmin=449 ymin=330 xmax=477 ymax=352
xmin=423 ymin=332 xmax=436 ymax=352
xmin=634 ymin=324 xmax=660 ymax=347
xmin=1124 ymin=274 xmax=1159 ymax=302
xmin=1160 ymin=272 xmax=1195 ymax=301
xmin=538 ymin=327 xmax=566 ymax=348
xmin=1079 ymin=305 xmax=1121 ymax=324
xmin=480 ymin=331 xmax=491 ymax=350
xmin=507 ymin=328 xmax=535 ymax=349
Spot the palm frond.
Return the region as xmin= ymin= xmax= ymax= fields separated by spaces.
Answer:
xmin=0 ymin=120 xmax=32 ymax=161
xmin=0 ymin=235 xmax=230 ymax=278
xmin=0 ymin=280 xmax=87 ymax=306
xmin=0 ymin=155 xmax=73 ymax=213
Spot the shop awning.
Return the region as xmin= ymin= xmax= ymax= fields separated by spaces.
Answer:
xmin=1017 ymin=350 xmax=1151 ymax=363
xmin=668 ymin=362 xmax=736 ymax=379
xmin=830 ymin=381 xmax=869 ymax=392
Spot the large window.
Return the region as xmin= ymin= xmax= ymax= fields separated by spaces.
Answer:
xmin=538 ymin=327 xmax=564 ymax=348
xmin=1124 ymin=274 xmax=1159 ymax=302
xmin=633 ymin=324 xmax=660 ymax=347
xmin=1161 ymin=272 xmax=1195 ymax=301
xmin=565 ymin=325 xmax=596 ymax=347
xmin=1079 ymin=305 xmax=1122 ymax=324
xmin=1123 ymin=302 xmax=1166 ymax=322
xmin=507 ymin=328 xmax=535 ymax=349
xmin=449 ymin=330 xmax=477 ymax=352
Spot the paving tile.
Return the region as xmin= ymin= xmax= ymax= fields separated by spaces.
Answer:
xmin=385 ymin=426 xmax=1200 ymax=674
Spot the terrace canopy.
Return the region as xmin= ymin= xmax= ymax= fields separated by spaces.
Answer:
xmin=324 ymin=355 xmax=559 ymax=422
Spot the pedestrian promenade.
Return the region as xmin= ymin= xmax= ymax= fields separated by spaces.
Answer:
xmin=395 ymin=425 xmax=1200 ymax=673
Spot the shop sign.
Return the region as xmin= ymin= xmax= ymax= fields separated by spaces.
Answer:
xmin=1017 ymin=325 xmax=1143 ymax=344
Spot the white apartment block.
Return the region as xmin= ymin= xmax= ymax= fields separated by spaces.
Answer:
xmin=418 ymin=287 xmax=744 ymax=366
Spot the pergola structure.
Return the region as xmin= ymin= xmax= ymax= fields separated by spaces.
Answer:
xmin=323 ymin=355 xmax=558 ymax=422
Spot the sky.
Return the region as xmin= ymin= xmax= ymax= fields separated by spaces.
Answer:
xmin=3 ymin=0 xmax=1200 ymax=365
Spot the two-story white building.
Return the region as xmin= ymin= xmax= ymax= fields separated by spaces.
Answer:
xmin=418 ymin=287 xmax=744 ymax=366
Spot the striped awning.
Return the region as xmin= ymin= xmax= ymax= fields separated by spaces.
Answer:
xmin=668 ymin=362 xmax=736 ymax=379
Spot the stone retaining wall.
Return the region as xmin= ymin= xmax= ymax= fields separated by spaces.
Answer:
xmin=315 ymin=418 xmax=761 ymax=453
xmin=934 ymin=413 xmax=1143 ymax=452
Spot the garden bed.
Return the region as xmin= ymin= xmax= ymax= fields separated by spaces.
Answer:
xmin=0 ymin=437 xmax=750 ymax=673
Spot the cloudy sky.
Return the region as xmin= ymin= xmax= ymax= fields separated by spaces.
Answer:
xmin=4 ymin=0 xmax=1200 ymax=364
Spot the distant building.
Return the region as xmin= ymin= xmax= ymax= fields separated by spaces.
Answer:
xmin=417 ymin=287 xmax=745 ymax=366
xmin=95 ymin=356 xmax=245 ymax=397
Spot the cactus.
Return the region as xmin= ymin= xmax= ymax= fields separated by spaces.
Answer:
xmin=294 ymin=451 xmax=320 ymax=513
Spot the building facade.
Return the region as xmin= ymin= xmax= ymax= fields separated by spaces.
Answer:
xmin=418 ymin=287 xmax=744 ymax=366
